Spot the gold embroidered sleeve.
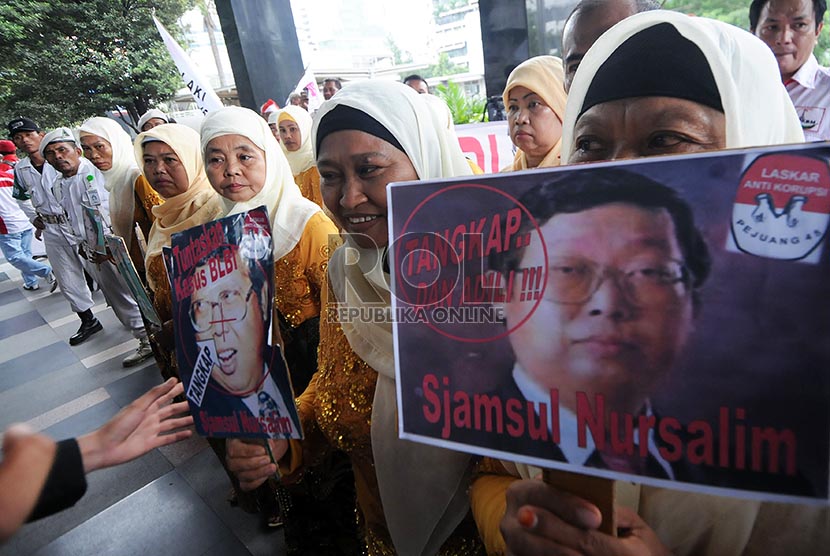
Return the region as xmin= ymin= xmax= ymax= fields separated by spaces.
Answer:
xmin=274 ymin=212 xmax=339 ymax=328
xmin=470 ymin=457 xmax=518 ymax=555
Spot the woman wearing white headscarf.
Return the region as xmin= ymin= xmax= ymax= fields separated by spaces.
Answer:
xmin=225 ymin=81 xmax=485 ymax=555
xmin=275 ymin=105 xmax=325 ymax=207
xmin=78 ymin=117 xmax=163 ymax=278
xmin=133 ymin=124 xmax=224 ymax=380
xmin=471 ymin=12 xmax=823 ymax=556
xmin=137 ymin=109 xmax=170 ymax=132
xmin=201 ymin=106 xmax=360 ymax=551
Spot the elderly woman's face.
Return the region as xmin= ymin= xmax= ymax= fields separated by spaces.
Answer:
xmin=141 ymin=118 xmax=167 ymax=132
xmin=79 ymin=134 xmax=113 ymax=172
xmin=570 ymin=96 xmax=726 ymax=163
xmin=205 ymin=134 xmax=268 ymax=203
xmin=142 ymin=141 xmax=190 ymax=198
xmin=507 ymin=85 xmax=563 ymax=167
xmin=317 ymin=130 xmax=418 ymax=249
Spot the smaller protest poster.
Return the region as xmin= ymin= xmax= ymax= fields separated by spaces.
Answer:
xmin=105 ymin=234 xmax=161 ymax=328
xmin=82 ymin=205 xmax=107 ymax=255
xmin=169 ymin=206 xmax=302 ymax=440
xmin=388 ymin=142 xmax=830 ymax=504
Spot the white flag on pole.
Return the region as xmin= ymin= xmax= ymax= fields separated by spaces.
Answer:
xmin=153 ymin=15 xmax=224 ymax=115
xmin=290 ymin=68 xmax=323 ymax=112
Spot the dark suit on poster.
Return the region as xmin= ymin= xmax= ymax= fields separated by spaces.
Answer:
xmin=195 ymin=346 xmax=300 ymax=439
xmin=438 ymin=372 xmax=817 ymax=497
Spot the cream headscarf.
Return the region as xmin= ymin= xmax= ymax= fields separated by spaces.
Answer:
xmin=200 ymin=106 xmax=320 ymax=260
xmin=134 ymin=124 xmax=224 ymax=292
xmin=502 ymin=55 xmax=568 ymax=170
xmin=562 ymin=11 xmax=804 ymax=160
xmin=515 ymin=12 xmax=809 ymax=556
xmin=78 ymin=117 xmax=140 ymax=247
xmin=276 ymin=105 xmax=315 ymax=176
xmin=137 ymin=108 xmax=169 ymax=131
xmin=312 ymin=80 xmax=473 ymax=556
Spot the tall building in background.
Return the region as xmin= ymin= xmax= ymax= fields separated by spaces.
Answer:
xmin=431 ymin=0 xmax=485 ymax=97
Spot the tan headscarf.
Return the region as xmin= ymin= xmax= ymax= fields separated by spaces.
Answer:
xmin=135 ymin=124 xmax=224 ymax=291
xmin=78 ymin=117 xmax=140 ymax=247
xmin=313 ymin=80 xmax=473 ymax=556
xmin=276 ymin=105 xmax=315 ymax=176
xmin=502 ymin=55 xmax=567 ymax=170
xmin=200 ymin=106 xmax=320 ymax=261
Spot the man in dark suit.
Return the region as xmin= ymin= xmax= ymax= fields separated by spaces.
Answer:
xmin=485 ymin=169 xmax=711 ymax=479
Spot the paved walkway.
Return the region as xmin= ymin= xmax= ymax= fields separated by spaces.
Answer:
xmin=0 ymin=255 xmax=284 ymax=556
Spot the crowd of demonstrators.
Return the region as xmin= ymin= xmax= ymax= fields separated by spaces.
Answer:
xmin=3 ymin=2 xmax=830 ymax=554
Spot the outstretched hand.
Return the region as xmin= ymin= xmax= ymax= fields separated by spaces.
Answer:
xmin=77 ymin=378 xmax=194 ymax=473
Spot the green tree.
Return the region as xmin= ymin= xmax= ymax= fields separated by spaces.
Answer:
xmin=664 ymin=0 xmax=830 ymax=65
xmin=434 ymin=81 xmax=487 ymax=124
xmin=386 ymin=36 xmax=413 ymax=65
xmin=421 ymin=52 xmax=466 ymax=79
xmin=0 ymin=0 xmax=194 ymax=130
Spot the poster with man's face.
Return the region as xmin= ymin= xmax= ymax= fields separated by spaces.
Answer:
xmin=387 ymin=143 xmax=830 ymax=504
xmin=168 ymin=207 xmax=302 ymax=439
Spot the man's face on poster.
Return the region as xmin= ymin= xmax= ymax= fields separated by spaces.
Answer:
xmin=191 ymin=252 xmax=265 ymax=395
xmin=505 ymin=202 xmax=694 ymax=413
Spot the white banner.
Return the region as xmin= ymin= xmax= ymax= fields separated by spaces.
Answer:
xmin=153 ymin=15 xmax=223 ymax=115
xmin=291 ymin=68 xmax=323 ymax=112
xmin=455 ymin=121 xmax=515 ymax=174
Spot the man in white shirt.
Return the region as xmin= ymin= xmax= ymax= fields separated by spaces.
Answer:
xmin=751 ymin=0 xmax=830 ymax=141
xmin=0 ymin=139 xmax=54 ymax=291
xmin=40 ymin=128 xmax=151 ymax=366
xmin=8 ymin=118 xmax=102 ymax=345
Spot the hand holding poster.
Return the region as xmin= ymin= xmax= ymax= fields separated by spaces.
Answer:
xmin=388 ymin=143 xmax=830 ymax=504
xmin=169 ymin=207 xmax=301 ymax=439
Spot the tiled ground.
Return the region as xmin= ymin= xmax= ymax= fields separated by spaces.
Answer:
xmin=0 ymin=255 xmax=285 ymax=556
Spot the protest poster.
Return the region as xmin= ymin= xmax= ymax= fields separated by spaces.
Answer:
xmin=387 ymin=142 xmax=830 ymax=504
xmin=82 ymin=205 xmax=107 ymax=255
xmin=169 ymin=206 xmax=302 ymax=439
xmin=105 ymin=234 xmax=161 ymax=328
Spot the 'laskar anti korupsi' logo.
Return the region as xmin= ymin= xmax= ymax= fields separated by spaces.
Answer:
xmin=730 ymin=153 xmax=830 ymax=261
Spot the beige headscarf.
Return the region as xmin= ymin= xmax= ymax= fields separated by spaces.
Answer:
xmin=313 ymin=80 xmax=473 ymax=556
xmin=510 ymin=12 xmax=812 ymax=556
xmin=502 ymin=55 xmax=567 ymax=170
xmin=200 ymin=106 xmax=320 ymax=260
xmin=134 ymin=124 xmax=224 ymax=291
xmin=276 ymin=105 xmax=315 ymax=176
xmin=78 ymin=117 xmax=140 ymax=247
